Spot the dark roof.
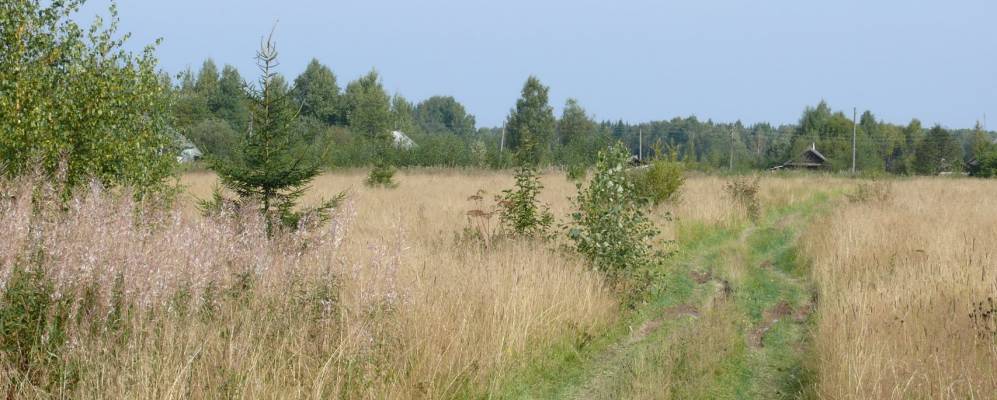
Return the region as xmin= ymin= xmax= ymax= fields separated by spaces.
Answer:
xmin=773 ymin=144 xmax=828 ymax=169
xmin=806 ymin=147 xmax=827 ymax=162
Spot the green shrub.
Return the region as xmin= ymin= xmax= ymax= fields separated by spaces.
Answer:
xmin=0 ymin=253 xmax=72 ymax=389
xmin=630 ymin=159 xmax=684 ymax=205
xmin=187 ymin=118 xmax=240 ymax=161
xmin=970 ymin=149 xmax=997 ymax=178
xmin=498 ymin=166 xmax=554 ymax=238
xmin=568 ymin=142 xmax=658 ymax=282
xmin=0 ymin=2 xmax=176 ymax=198
xmin=366 ymin=159 xmax=397 ymax=187
xmin=566 ymin=163 xmax=588 ymax=182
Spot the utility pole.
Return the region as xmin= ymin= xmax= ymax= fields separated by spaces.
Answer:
xmin=729 ymin=126 xmax=735 ymax=170
xmin=638 ymin=127 xmax=643 ymax=162
xmin=500 ymin=125 xmax=506 ymax=153
xmin=851 ymin=107 xmax=857 ymax=174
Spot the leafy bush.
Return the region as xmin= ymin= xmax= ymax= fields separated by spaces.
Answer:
xmin=969 ymin=149 xmax=997 ymax=178
xmin=724 ymin=177 xmax=761 ymax=222
xmin=568 ymin=143 xmax=658 ymax=281
xmin=630 ymin=159 xmax=684 ymax=205
xmin=366 ymin=158 xmax=397 ymax=187
xmin=498 ymin=166 xmax=554 ymax=238
xmin=566 ymin=163 xmax=587 ymax=182
xmin=187 ymin=118 xmax=240 ymax=161
xmin=0 ymin=2 xmax=175 ymax=198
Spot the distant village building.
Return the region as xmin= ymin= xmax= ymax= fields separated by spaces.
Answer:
xmin=178 ymin=147 xmax=203 ymax=163
xmin=176 ymin=136 xmax=203 ymax=163
xmin=770 ymin=143 xmax=827 ymax=171
xmin=392 ymin=130 xmax=417 ymax=149
xmin=938 ymin=158 xmax=955 ymax=174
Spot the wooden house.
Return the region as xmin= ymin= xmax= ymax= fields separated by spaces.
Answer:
xmin=770 ymin=143 xmax=828 ymax=170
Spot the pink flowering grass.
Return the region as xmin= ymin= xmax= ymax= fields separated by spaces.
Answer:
xmin=0 ymin=171 xmax=618 ymax=399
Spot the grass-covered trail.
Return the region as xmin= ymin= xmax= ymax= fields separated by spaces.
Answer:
xmin=494 ymin=193 xmax=832 ymax=399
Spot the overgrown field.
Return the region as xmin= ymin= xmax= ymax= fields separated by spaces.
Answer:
xmin=804 ymin=180 xmax=997 ymax=399
xmin=1 ymin=170 xmax=617 ymax=399
xmin=1 ymin=171 xmax=995 ymax=399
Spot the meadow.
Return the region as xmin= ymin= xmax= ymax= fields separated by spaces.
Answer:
xmin=4 ymin=2 xmax=995 ymax=398
xmin=1 ymin=170 xmax=995 ymax=399
xmin=803 ymin=180 xmax=997 ymax=399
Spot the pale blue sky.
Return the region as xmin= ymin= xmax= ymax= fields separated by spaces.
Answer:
xmin=80 ymin=0 xmax=995 ymax=128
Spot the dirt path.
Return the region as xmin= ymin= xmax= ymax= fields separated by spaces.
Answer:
xmin=558 ymin=223 xmax=761 ymax=399
xmin=564 ymin=284 xmax=718 ymax=400
xmin=544 ymin=202 xmax=825 ymax=400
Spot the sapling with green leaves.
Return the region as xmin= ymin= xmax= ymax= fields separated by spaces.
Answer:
xmin=497 ymin=164 xmax=554 ymax=239
xmin=568 ymin=142 xmax=658 ymax=280
xmin=0 ymin=1 xmax=175 ymax=199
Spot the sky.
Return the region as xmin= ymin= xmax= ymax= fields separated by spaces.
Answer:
xmin=78 ymin=0 xmax=995 ymax=129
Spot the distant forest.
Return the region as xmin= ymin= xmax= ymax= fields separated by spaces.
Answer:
xmin=174 ymin=58 xmax=997 ymax=175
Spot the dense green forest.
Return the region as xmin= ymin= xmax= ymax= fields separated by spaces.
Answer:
xmin=173 ymin=58 xmax=996 ymax=175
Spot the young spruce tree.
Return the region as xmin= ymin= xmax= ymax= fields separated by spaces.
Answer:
xmin=210 ymin=30 xmax=342 ymax=235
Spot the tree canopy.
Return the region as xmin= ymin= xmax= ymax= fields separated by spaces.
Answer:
xmin=914 ymin=125 xmax=962 ymax=175
xmin=292 ymin=59 xmax=343 ymax=126
xmin=344 ymin=70 xmax=392 ymax=141
xmin=414 ymin=96 xmax=476 ymax=136
xmin=164 ymin=57 xmax=996 ymax=177
xmin=0 ymin=0 xmax=174 ymax=196
xmin=505 ymin=76 xmax=556 ymax=165
xmin=558 ymin=98 xmax=595 ymax=146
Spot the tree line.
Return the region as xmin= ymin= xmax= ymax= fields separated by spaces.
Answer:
xmin=5 ymin=0 xmax=997 ymax=205
xmin=173 ymin=58 xmax=996 ymax=175
xmin=174 ymin=58 xmax=487 ymax=169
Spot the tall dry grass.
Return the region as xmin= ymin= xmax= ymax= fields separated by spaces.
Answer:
xmin=804 ymin=179 xmax=997 ymax=399
xmin=0 ymin=170 xmax=617 ymax=398
xmin=665 ymin=174 xmax=846 ymax=236
xmin=1 ymin=169 xmax=865 ymax=399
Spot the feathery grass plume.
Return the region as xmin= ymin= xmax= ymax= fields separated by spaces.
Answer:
xmin=0 ymin=170 xmax=622 ymax=398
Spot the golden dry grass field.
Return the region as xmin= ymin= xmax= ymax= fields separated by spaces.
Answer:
xmin=803 ymin=179 xmax=997 ymax=399
xmin=2 ymin=170 xmax=995 ymax=399
xmin=183 ymin=169 xmax=622 ymax=398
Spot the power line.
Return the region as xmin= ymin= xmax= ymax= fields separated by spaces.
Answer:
xmin=729 ymin=126 xmax=735 ymax=170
